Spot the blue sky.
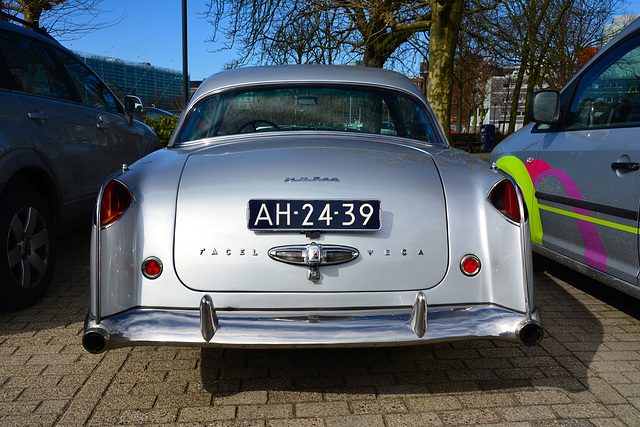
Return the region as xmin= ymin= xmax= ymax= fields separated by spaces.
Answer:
xmin=61 ymin=0 xmax=640 ymax=82
xmin=60 ymin=1 xmax=235 ymax=81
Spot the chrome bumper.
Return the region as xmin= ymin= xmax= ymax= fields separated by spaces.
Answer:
xmin=83 ymin=296 xmax=543 ymax=353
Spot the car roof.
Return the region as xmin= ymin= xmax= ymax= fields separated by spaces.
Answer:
xmin=193 ymin=65 xmax=425 ymax=102
xmin=0 ymin=16 xmax=60 ymax=46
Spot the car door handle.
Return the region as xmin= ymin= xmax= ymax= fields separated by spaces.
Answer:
xmin=96 ymin=122 xmax=109 ymax=129
xmin=611 ymin=162 xmax=640 ymax=171
xmin=27 ymin=111 xmax=48 ymax=120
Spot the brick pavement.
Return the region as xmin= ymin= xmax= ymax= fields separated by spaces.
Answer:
xmin=0 ymin=227 xmax=639 ymax=426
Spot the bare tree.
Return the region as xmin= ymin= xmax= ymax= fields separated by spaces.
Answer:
xmin=202 ymin=0 xmax=501 ymax=139
xmin=1 ymin=0 xmax=123 ymax=40
xmin=452 ymin=30 xmax=496 ymax=133
xmin=543 ymin=0 xmax=617 ymax=89
xmin=474 ymin=0 xmax=620 ymax=134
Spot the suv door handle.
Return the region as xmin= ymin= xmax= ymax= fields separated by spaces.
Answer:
xmin=96 ymin=122 xmax=109 ymax=129
xmin=27 ymin=111 xmax=48 ymax=120
xmin=611 ymin=162 xmax=640 ymax=171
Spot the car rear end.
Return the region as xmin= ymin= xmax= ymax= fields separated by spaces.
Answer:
xmin=83 ymin=136 xmax=540 ymax=354
xmin=83 ymin=65 xmax=541 ymax=354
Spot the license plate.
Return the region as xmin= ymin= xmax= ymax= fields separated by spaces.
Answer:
xmin=248 ymin=200 xmax=381 ymax=231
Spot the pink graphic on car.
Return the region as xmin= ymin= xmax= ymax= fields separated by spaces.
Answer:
xmin=526 ymin=160 xmax=607 ymax=273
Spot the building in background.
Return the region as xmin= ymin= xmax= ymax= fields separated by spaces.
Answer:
xmin=603 ymin=15 xmax=640 ymax=45
xmin=74 ymin=51 xmax=185 ymax=111
xmin=483 ymin=67 xmax=531 ymax=134
xmin=477 ymin=15 xmax=639 ymax=135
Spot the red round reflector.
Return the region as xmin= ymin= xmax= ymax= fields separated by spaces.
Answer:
xmin=460 ymin=255 xmax=481 ymax=276
xmin=142 ymin=257 xmax=163 ymax=279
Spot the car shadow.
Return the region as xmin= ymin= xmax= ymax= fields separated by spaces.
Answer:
xmin=200 ymin=256 xmax=618 ymax=397
xmin=0 ymin=226 xmax=92 ymax=329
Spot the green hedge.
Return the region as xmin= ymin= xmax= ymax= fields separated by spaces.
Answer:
xmin=142 ymin=116 xmax=178 ymax=147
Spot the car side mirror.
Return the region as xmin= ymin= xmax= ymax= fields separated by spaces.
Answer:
xmin=124 ymin=95 xmax=145 ymax=125
xmin=529 ymin=90 xmax=560 ymax=125
xmin=124 ymin=95 xmax=145 ymax=115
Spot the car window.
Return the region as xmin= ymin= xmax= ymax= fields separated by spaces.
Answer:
xmin=0 ymin=31 xmax=71 ymax=99
xmin=0 ymin=54 xmax=12 ymax=90
xmin=566 ymin=32 xmax=640 ymax=130
xmin=54 ymin=50 xmax=121 ymax=113
xmin=179 ymin=86 xmax=437 ymax=144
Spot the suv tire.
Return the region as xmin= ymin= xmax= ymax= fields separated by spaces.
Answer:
xmin=0 ymin=187 xmax=56 ymax=309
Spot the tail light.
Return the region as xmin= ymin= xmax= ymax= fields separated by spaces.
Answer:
xmin=100 ymin=180 xmax=133 ymax=227
xmin=489 ymin=179 xmax=524 ymax=223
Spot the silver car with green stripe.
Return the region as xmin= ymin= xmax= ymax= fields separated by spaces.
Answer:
xmin=490 ymin=17 xmax=640 ymax=299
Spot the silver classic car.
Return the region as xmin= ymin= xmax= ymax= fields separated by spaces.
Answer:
xmin=82 ymin=65 xmax=542 ymax=354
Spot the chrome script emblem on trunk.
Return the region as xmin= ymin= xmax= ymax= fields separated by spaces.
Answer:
xmin=268 ymin=243 xmax=359 ymax=282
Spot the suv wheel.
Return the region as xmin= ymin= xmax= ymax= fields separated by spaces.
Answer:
xmin=0 ymin=187 xmax=56 ymax=309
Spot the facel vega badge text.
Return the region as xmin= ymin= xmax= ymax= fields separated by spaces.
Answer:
xmin=198 ymin=248 xmax=425 ymax=257
xmin=284 ymin=177 xmax=339 ymax=182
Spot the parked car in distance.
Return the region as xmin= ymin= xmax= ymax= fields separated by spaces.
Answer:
xmin=139 ymin=106 xmax=177 ymax=121
xmin=82 ymin=64 xmax=542 ymax=354
xmin=490 ymin=17 xmax=640 ymax=299
xmin=0 ymin=13 xmax=161 ymax=309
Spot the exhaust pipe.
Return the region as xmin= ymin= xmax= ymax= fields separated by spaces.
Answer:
xmin=519 ymin=323 xmax=544 ymax=346
xmin=82 ymin=329 xmax=109 ymax=354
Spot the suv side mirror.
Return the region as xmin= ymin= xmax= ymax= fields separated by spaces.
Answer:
xmin=529 ymin=90 xmax=560 ymax=125
xmin=124 ymin=95 xmax=145 ymax=115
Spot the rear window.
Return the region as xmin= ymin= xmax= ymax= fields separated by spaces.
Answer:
xmin=178 ymin=86 xmax=439 ymax=145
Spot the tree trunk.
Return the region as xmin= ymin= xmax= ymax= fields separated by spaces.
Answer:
xmin=507 ymin=61 xmax=526 ymax=134
xmin=427 ymin=0 xmax=464 ymax=141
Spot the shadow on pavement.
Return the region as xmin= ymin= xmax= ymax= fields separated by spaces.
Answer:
xmin=0 ymin=227 xmax=92 ymax=332
xmin=200 ymin=256 xmax=608 ymax=397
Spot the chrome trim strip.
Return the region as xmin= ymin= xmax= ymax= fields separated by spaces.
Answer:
xmin=516 ymin=177 xmax=534 ymax=322
xmin=94 ymin=168 xmax=126 ymax=324
xmin=83 ymin=304 xmax=542 ymax=352
xmin=492 ymin=172 xmax=535 ymax=322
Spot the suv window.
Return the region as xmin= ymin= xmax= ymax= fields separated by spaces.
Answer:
xmin=55 ymin=49 xmax=121 ymax=114
xmin=0 ymin=31 xmax=71 ymax=100
xmin=566 ymin=32 xmax=640 ymax=130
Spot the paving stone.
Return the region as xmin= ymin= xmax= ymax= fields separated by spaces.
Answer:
xmin=497 ymin=405 xmax=557 ymax=421
xmin=267 ymin=418 xmax=322 ymax=427
xmin=551 ymin=403 xmax=613 ymax=419
xmin=384 ymin=412 xmax=443 ymax=426
xmin=348 ymin=398 xmax=407 ymax=415
xmin=178 ymin=405 xmax=237 ymax=422
xmin=295 ymin=401 xmax=350 ymax=418
xmin=439 ymin=408 xmax=501 ymax=424
xmin=326 ymin=414 xmax=385 ymax=426
xmin=236 ymin=403 xmax=294 ymax=419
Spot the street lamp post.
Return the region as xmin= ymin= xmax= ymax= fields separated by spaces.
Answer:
xmin=182 ymin=0 xmax=189 ymax=107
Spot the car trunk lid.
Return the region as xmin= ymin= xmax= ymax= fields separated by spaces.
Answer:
xmin=173 ymin=134 xmax=448 ymax=293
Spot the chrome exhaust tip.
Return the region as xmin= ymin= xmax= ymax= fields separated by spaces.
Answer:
xmin=82 ymin=329 xmax=109 ymax=354
xmin=519 ymin=323 xmax=544 ymax=346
